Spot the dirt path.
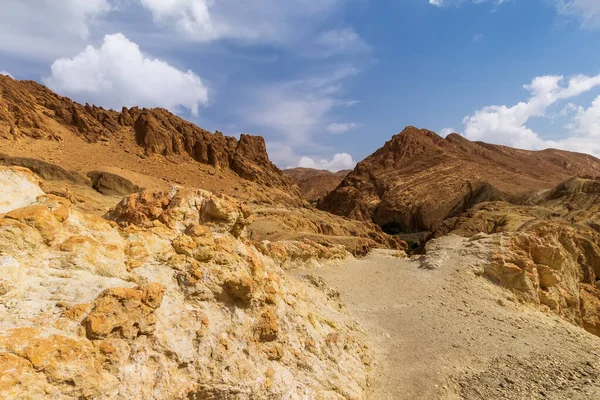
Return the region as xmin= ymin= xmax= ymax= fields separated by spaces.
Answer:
xmin=303 ymin=236 xmax=600 ymax=400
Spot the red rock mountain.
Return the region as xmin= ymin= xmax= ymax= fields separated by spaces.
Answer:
xmin=0 ymin=75 xmax=299 ymax=197
xmin=319 ymin=126 xmax=600 ymax=233
xmin=283 ymin=167 xmax=350 ymax=202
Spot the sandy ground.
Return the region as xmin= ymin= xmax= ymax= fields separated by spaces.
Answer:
xmin=300 ymin=236 xmax=600 ymax=400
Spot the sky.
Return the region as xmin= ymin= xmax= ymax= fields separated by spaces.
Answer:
xmin=1 ymin=0 xmax=600 ymax=171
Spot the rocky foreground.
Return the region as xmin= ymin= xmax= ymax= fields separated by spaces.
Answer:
xmin=0 ymin=167 xmax=374 ymax=399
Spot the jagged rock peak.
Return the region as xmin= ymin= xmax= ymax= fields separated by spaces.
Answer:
xmin=0 ymin=75 xmax=300 ymax=196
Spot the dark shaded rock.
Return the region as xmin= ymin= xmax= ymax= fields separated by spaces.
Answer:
xmin=87 ymin=171 xmax=140 ymax=196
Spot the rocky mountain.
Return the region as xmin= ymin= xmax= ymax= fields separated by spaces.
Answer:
xmin=0 ymin=75 xmax=300 ymax=199
xmin=319 ymin=126 xmax=600 ymax=234
xmin=283 ymin=167 xmax=350 ymax=202
xmin=0 ymin=76 xmax=405 ymax=255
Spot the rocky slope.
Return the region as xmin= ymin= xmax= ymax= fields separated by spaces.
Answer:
xmin=319 ymin=126 xmax=600 ymax=234
xmin=428 ymin=177 xmax=600 ymax=337
xmin=283 ymin=168 xmax=350 ymax=202
xmin=0 ymin=76 xmax=405 ymax=256
xmin=0 ymin=166 xmax=373 ymax=399
xmin=0 ymin=75 xmax=301 ymax=202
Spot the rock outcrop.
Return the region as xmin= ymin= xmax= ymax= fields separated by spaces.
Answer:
xmin=0 ymin=75 xmax=300 ymax=197
xmin=87 ymin=170 xmax=140 ymax=196
xmin=250 ymin=206 xmax=407 ymax=257
xmin=283 ymin=168 xmax=350 ymax=202
xmin=429 ymin=177 xmax=600 ymax=337
xmin=0 ymin=166 xmax=371 ymax=399
xmin=319 ymin=126 xmax=600 ymax=234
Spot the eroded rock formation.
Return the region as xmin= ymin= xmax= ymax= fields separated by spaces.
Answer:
xmin=0 ymin=166 xmax=371 ymax=399
xmin=0 ymin=75 xmax=299 ymax=197
xmin=319 ymin=126 xmax=600 ymax=234
xmin=429 ymin=177 xmax=600 ymax=336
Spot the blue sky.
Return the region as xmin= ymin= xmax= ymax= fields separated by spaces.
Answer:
xmin=1 ymin=0 xmax=600 ymax=171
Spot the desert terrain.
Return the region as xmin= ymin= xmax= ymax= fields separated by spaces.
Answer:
xmin=1 ymin=76 xmax=600 ymax=399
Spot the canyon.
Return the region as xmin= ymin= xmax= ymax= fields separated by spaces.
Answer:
xmin=1 ymin=76 xmax=600 ymax=399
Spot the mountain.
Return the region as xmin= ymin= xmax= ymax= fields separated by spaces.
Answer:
xmin=283 ymin=167 xmax=350 ymax=202
xmin=319 ymin=126 xmax=600 ymax=234
xmin=0 ymin=74 xmax=302 ymax=203
xmin=0 ymin=76 xmax=405 ymax=254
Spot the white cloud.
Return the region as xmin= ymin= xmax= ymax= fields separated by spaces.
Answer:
xmin=315 ymin=28 xmax=370 ymax=57
xmin=0 ymin=71 xmax=14 ymax=79
xmin=43 ymin=33 xmax=209 ymax=116
xmin=430 ymin=0 xmax=600 ymax=26
xmin=298 ymin=153 xmax=357 ymax=172
xmin=429 ymin=0 xmax=510 ymax=7
xmin=327 ymin=122 xmax=360 ymax=134
xmin=137 ymin=0 xmax=339 ymax=43
xmin=0 ymin=0 xmax=111 ymax=60
xmin=244 ymin=67 xmax=359 ymax=145
xmin=555 ymin=0 xmax=600 ymax=26
xmin=461 ymin=73 xmax=600 ymax=156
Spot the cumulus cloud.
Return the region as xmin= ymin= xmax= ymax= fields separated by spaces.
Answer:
xmin=43 ymin=33 xmax=209 ymax=116
xmin=298 ymin=153 xmax=357 ymax=172
xmin=0 ymin=0 xmax=111 ymax=60
xmin=137 ymin=0 xmax=339 ymax=44
xmin=461 ymin=73 xmax=600 ymax=156
xmin=327 ymin=122 xmax=361 ymax=134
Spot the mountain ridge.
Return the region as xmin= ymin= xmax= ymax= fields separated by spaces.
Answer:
xmin=318 ymin=126 xmax=600 ymax=234
xmin=0 ymin=75 xmax=300 ymax=198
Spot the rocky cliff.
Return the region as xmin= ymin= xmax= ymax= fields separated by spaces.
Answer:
xmin=425 ymin=177 xmax=600 ymax=337
xmin=319 ymin=126 xmax=600 ymax=234
xmin=0 ymin=166 xmax=372 ymax=399
xmin=0 ymin=75 xmax=300 ymax=198
xmin=283 ymin=167 xmax=350 ymax=202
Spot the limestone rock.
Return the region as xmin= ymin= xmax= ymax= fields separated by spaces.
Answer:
xmin=84 ymin=283 xmax=165 ymax=340
xmin=0 ymin=166 xmax=371 ymax=399
xmin=0 ymin=166 xmax=44 ymax=213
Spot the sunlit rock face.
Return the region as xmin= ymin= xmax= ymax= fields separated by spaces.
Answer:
xmin=0 ymin=166 xmax=370 ymax=400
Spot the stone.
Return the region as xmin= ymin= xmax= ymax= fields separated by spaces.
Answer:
xmin=83 ymin=283 xmax=165 ymax=340
xmin=0 ymin=167 xmax=370 ymax=399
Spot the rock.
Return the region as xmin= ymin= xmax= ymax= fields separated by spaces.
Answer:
xmin=83 ymin=283 xmax=165 ymax=340
xmin=0 ymin=166 xmax=44 ymax=213
xmin=319 ymin=127 xmax=600 ymax=233
xmin=579 ymin=285 xmax=600 ymax=336
xmin=0 ymin=75 xmax=300 ymax=196
xmin=0 ymin=153 xmax=88 ymax=184
xmin=105 ymin=187 xmax=253 ymax=238
xmin=223 ymin=276 xmax=257 ymax=306
xmin=249 ymin=206 xmax=407 ymax=256
xmin=87 ymin=170 xmax=141 ymax=196
xmin=283 ymin=167 xmax=351 ymax=202
xmin=0 ymin=166 xmax=371 ymax=399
